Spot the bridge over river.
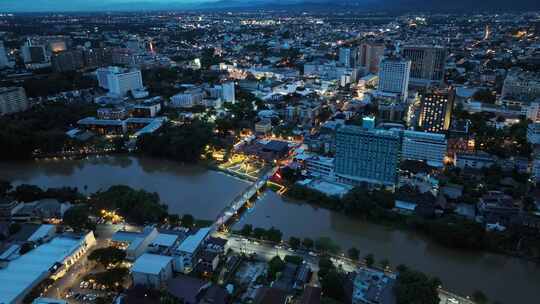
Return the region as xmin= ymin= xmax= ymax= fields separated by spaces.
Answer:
xmin=212 ymin=166 xmax=278 ymax=232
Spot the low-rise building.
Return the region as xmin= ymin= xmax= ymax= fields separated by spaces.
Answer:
xmin=255 ymin=120 xmax=273 ymax=134
xmin=131 ymin=253 xmax=174 ymax=289
xmin=305 ymin=156 xmax=335 ymax=180
xmin=477 ymin=191 xmax=520 ymax=226
xmin=401 ymin=130 xmax=447 ymax=168
xmin=0 ymin=87 xmax=29 ymax=116
xmin=455 ymin=152 xmax=496 ymax=169
xmin=172 ymin=227 xmax=211 ymax=273
xmin=0 ymin=230 xmax=96 ymax=304
xmin=111 ymin=226 xmax=159 ymax=261
xmin=348 ymin=267 xmax=397 ymax=304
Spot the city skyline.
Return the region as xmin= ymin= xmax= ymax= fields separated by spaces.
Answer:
xmin=1 ymin=0 xmax=539 ymax=12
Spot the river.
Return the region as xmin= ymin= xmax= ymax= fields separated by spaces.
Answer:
xmin=0 ymin=155 xmax=538 ymax=303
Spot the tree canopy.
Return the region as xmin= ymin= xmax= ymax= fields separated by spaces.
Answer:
xmin=88 ymin=247 xmax=126 ymax=267
xmin=137 ymin=120 xmax=214 ymax=163
xmin=394 ymin=268 xmax=440 ymax=304
xmin=90 ymin=185 xmax=168 ymax=224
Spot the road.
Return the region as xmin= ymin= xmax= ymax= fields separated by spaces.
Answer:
xmin=221 ymin=233 xmax=475 ymax=304
xmin=221 ymin=233 xmax=358 ymax=273
xmin=42 ymin=223 xmax=136 ymax=302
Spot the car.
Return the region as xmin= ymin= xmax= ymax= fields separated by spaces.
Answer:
xmin=80 ymin=281 xmax=86 ymax=288
xmin=308 ymin=251 xmax=318 ymax=257
xmin=288 ymin=248 xmax=295 ymax=252
xmin=83 ymin=281 xmax=90 ymax=289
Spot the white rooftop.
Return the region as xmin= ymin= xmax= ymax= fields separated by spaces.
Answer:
xmin=27 ymin=224 xmax=55 ymax=242
xmin=151 ymin=233 xmax=179 ymax=248
xmin=131 ymin=253 xmax=172 ymax=275
xmin=0 ymin=236 xmax=86 ymax=304
xmin=176 ymin=228 xmax=210 ymax=254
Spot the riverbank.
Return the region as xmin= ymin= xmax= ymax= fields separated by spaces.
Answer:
xmin=283 ymin=183 xmax=540 ymax=262
xmin=2 ymin=155 xmax=540 ymax=304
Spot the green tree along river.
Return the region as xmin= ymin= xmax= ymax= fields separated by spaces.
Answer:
xmin=0 ymin=155 xmax=539 ymax=304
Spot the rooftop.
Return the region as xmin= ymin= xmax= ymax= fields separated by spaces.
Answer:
xmin=131 ymin=253 xmax=172 ymax=275
xmin=0 ymin=234 xmax=90 ymax=304
xmin=176 ymin=227 xmax=210 ymax=254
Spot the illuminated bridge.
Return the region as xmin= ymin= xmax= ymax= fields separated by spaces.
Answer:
xmin=212 ymin=166 xmax=278 ymax=232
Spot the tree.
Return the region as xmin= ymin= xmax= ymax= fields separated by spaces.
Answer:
xmin=394 ymin=268 xmax=440 ymax=304
xmin=267 ymin=256 xmax=285 ymax=281
xmin=472 ymin=290 xmax=488 ymax=304
xmin=473 ymin=88 xmax=496 ymax=104
xmin=284 ymin=255 xmax=303 ymax=265
xmin=380 ymin=258 xmax=390 ymax=269
xmin=315 ymin=237 xmax=340 ymax=254
xmin=320 ymin=269 xmax=345 ymax=302
xmin=137 ymin=121 xmax=214 ymax=163
xmin=364 ymin=253 xmax=375 ymax=267
xmin=347 ymin=247 xmax=360 ymax=261
xmin=168 ymin=214 xmax=180 ymax=226
xmin=240 ymin=224 xmax=253 ymax=237
xmin=90 ymin=267 xmax=129 ymax=289
xmin=289 ymin=237 xmax=301 ymax=250
xmin=63 ymin=205 xmax=94 ymax=232
xmin=266 ymin=227 xmax=283 ymax=243
xmin=88 ymin=247 xmax=126 ymax=267
xmin=302 ymin=238 xmax=314 ymax=249
xmin=90 ymin=185 xmax=167 ymax=225
xmin=253 ymin=228 xmax=266 ymax=240
xmin=13 ymin=184 xmax=44 ymax=202
xmin=318 ymin=257 xmax=345 ymax=302
xmin=181 ymin=214 xmax=195 ymax=227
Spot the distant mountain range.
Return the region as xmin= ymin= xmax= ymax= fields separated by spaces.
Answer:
xmin=1 ymin=0 xmax=539 ymax=13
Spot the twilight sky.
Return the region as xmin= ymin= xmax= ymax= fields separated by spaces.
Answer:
xmin=1 ymin=0 xmax=538 ymax=12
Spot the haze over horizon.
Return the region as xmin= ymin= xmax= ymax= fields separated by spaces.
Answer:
xmin=1 ymin=0 xmax=539 ymax=12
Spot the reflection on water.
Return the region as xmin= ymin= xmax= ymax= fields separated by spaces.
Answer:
xmin=1 ymin=155 xmax=539 ymax=304
xmin=234 ymin=191 xmax=540 ymax=304
xmin=0 ymin=155 xmax=250 ymax=219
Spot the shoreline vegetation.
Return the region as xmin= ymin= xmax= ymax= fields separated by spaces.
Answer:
xmin=4 ymin=154 xmax=540 ymax=263
xmin=0 ymin=181 xmax=212 ymax=233
xmin=232 ymin=225 xmax=471 ymax=304
xmin=282 ymin=183 xmax=540 ymax=262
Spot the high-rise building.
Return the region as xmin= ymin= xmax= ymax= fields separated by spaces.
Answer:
xmin=378 ymin=57 xmax=411 ymax=101
xmin=221 ymin=81 xmax=235 ymax=103
xmin=417 ymin=88 xmax=454 ymax=133
xmin=335 ymin=125 xmax=401 ymax=187
xmin=0 ymin=41 xmax=9 ymax=68
xmin=51 ymin=50 xmax=84 ymax=72
xmin=527 ymin=123 xmax=540 ymax=145
xmin=170 ymin=91 xmax=204 ymax=108
xmin=97 ymin=66 xmax=144 ymax=97
xmin=358 ymin=41 xmax=385 ymax=74
xmin=339 ymin=47 xmax=356 ymax=68
xmin=21 ymin=44 xmax=47 ymax=63
xmin=401 ymin=130 xmax=447 ymax=167
xmin=83 ymin=48 xmax=108 ymax=68
xmin=0 ymin=87 xmax=29 ymax=116
xmin=500 ymin=69 xmax=540 ymax=107
xmin=402 ymin=45 xmax=447 ymax=87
